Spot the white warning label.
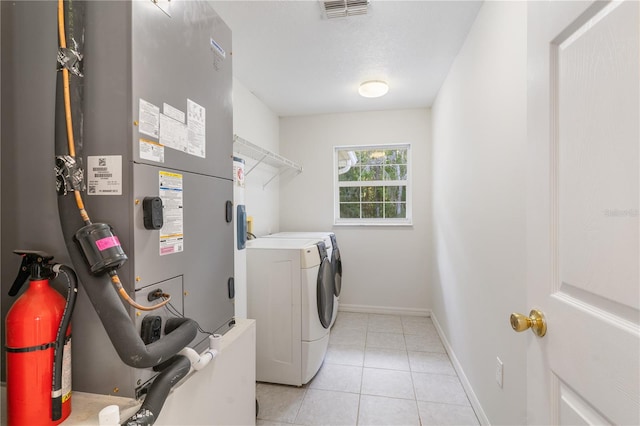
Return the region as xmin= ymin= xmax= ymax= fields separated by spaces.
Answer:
xmin=139 ymin=138 xmax=165 ymax=163
xmin=160 ymin=113 xmax=188 ymax=153
xmin=138 ymin=99 xmax=160 ymax=139
xmin=187 ymin=99 xmax=206 ymax=158
xmin=159 ymin=171 xmax=184 ymax=255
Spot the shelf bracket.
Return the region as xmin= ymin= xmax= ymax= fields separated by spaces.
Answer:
xmin=233 ymin=134 xmax=303 ymax=188
xmin=245 ymin=153 xmax=268 ymax=176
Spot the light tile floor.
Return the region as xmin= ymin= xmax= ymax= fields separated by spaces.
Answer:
xmin=256 ymin=312 xmax=480 ymax=426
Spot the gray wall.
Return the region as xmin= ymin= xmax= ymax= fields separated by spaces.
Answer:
xmin=430 ymin=2 xmax=528 ymax=424
xmin=1 ymin=2 xmax=65 ymax=386
xmin=279 ymin=109 xmax=431 ymax=314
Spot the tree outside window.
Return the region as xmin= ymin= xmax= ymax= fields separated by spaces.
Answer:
xmin=335 ymin=144 xmax=411 ymax=225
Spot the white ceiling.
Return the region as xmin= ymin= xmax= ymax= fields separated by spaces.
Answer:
xmin=211 ymin=1 xmax=483 ymax=117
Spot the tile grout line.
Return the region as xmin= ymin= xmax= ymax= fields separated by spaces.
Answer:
xmin=404 ymin=327 xmax=422 ymax=425
xmin=291 ymin=385 xmax=307 ymax=425
xmin=354 ymin=313 xmax=371 ymax=425
xmin=258 ymin=313 xmax=478 ymax=425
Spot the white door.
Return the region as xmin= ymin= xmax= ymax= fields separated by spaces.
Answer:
xmin=526 ymin=1 xmax=639 ymax=424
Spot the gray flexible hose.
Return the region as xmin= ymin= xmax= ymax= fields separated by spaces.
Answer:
xmin=122 ymin=355 xmax=191 ymax=426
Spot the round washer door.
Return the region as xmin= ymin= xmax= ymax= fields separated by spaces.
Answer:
xmin=332 ymin=248 xmax=342 ymax=297
xmin=317 ymin=257 xmax=335 ymax=329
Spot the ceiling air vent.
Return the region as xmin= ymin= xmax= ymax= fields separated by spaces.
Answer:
xmin=322 ymin=0 xmax=370 ymax=19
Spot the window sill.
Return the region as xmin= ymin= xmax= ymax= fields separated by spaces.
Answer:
xmin=333 ymin=221 xmax=413 ymax=227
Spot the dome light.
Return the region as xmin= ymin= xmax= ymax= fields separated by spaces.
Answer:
xmin=358 ymin=80 xmax=389 ymax=98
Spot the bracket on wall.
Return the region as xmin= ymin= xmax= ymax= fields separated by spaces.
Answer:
xmin=233 ymin=135 xmax=303 ymax=189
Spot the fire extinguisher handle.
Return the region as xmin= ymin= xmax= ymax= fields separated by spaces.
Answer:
xmin=9 ymin=250 xmax=55 ymax=296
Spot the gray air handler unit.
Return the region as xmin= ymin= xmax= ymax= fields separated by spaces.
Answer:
xmin=1 ymin=0 xmax=235 ymax=400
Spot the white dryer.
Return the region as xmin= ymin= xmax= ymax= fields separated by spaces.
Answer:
xmin=246 ymin=238 xmax=335 ymax=386
xmin=265 ymin=232 xmax=342 ymax=327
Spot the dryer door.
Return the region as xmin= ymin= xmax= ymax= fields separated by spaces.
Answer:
xmin=330 ymin=235 xmax=342 ymax=297
xmin=317 ymin=257 xmax=335 ymax=329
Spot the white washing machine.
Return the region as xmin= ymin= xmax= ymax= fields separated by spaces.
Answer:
xmin=246 ymin=238 xmax=334 ymax=386
xmin=265 ymin=232 xmax=342 ymax=327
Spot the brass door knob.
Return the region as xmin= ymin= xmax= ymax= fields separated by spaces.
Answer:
xmin=510 ymin=309 xmax=547 ymax=337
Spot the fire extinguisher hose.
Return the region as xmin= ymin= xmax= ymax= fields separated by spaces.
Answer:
xmin=50 ymin=264 xmax=78 ymax=421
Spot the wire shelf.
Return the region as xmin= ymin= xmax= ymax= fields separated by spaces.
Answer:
xmin=233 ymin=135 xmax=303 ymax=188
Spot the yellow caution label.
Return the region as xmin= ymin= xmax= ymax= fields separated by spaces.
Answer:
xmin=160 ymin=170 xmax=182 ymax=179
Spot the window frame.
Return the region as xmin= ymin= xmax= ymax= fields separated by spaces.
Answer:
xmin=333 ymin=143 xmax=412 ymax=226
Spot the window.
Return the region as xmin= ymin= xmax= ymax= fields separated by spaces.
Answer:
xmin=334 ymin=144 xmax=411 ymax=225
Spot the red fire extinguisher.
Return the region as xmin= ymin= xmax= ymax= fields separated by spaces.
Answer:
xmin=5 ymin=250 xmax=77 ymax=426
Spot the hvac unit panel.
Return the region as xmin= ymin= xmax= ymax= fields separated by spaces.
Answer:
xmin=72 ymin=161 xmax=235 ymax=394
xmin=131 ymin=0 xmax=233 ymax=180
xmin=82 ymin=0 xmax=133 ymax=167
xmin=82 ymin=0 xmax=233 ymax=180
xmin=131 ymin=163 xmax=235 ymax=342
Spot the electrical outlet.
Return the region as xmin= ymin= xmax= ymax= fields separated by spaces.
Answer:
xmin=496 ymin=357 xmax=504 ymax=388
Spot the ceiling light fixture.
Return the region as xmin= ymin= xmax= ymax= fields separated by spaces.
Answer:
xmin=358 ymin=80 xmax=389 ymax=98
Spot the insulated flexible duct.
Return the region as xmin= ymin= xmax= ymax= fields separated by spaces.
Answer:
xmin=123 ymin=355 xmax=191 ymax=426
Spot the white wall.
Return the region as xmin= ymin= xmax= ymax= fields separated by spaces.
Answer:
xmin=232 ymin=77 xmax=281 ymax=236
xmin=430 ymin=2 xmax=527 ymax=424
xmin=279 ymin=109 xmax=431 ymax=314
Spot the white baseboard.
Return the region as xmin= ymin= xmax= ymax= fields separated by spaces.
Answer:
xmin=338 ymin=303 xmax=429 ymax=317
xmin=430 ymin=312 xmax=490 ymax=426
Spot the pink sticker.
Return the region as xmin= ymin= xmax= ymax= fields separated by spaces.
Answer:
xmin=95 ymin=236 xmax=121 ymax=251
xmin=160 ymin=246 xmax=174 ymax=255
